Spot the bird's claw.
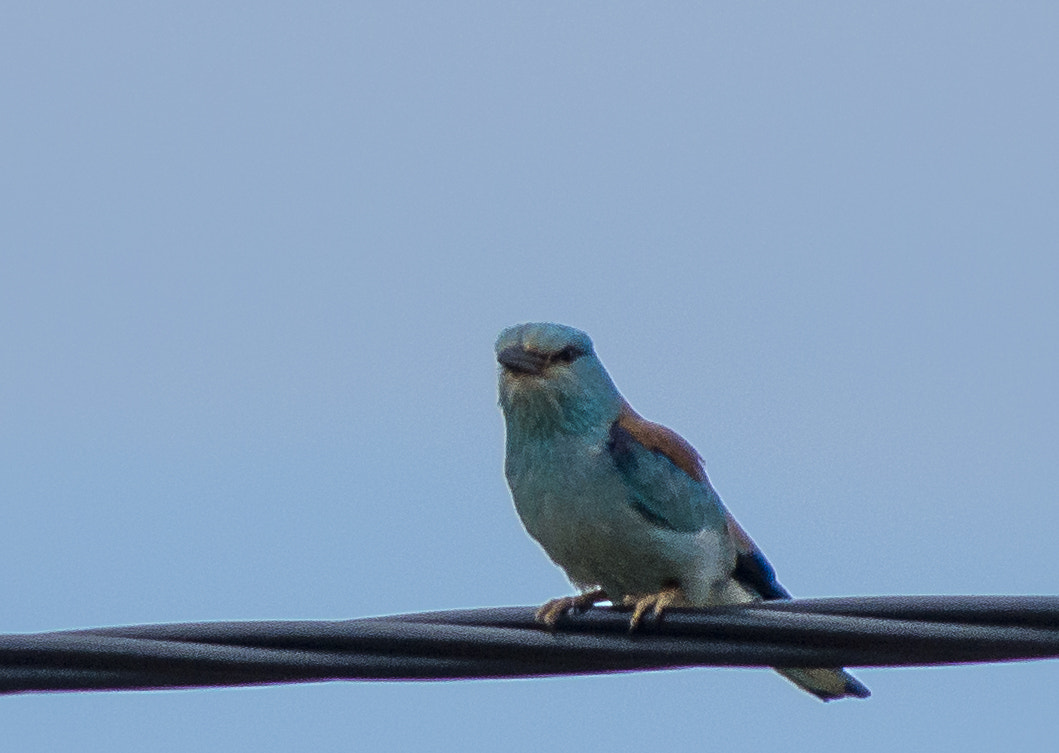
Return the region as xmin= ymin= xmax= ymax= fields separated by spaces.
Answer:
xmin=535 ymin=588 xmax=607 ymax=629
xmin=624 ymin=585 xmax=687 ymax=630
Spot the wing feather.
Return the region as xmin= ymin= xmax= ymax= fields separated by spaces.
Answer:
xmin=726 ymin=514 xmax=791 ymax=600
xmin=615 ymin=404 xmax=707 ymax=482
xmin=606 ymin=404 xmax=724 ymax=533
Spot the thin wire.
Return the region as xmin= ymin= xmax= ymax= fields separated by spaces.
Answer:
xmin=2 ymin=595 xmax=1056 ymax=694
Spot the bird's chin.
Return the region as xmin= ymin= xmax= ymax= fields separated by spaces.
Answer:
xmin=499 ymin=374 xmax=532 ymax=401
xmin=499 ymin=373 xmax=554 ymax=414
xmin=500 ymin=370 xmax=541 ymax=389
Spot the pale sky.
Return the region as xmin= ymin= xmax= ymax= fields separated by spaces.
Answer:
xmin=3 ymin=4 xmax=1058 ymax=750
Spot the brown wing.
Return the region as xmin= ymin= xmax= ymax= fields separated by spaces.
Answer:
xmin=615 ymin=403 xmax=707 ymax=483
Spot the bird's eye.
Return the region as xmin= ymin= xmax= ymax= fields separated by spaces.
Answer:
xmin=551 ymin=346 xmax=580 ymax=364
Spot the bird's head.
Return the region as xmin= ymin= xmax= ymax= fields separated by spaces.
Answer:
xmin=495 ymin=322 xmax=622 ymax=436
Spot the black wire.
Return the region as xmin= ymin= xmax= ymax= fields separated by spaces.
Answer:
xmin=1 ymin=596 xmax=1056 ymax=694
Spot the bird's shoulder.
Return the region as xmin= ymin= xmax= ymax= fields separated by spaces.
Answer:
xmin=604 ymin=403 xmax=726 ymax=533
xmin=611 ymin=403 xmax=707 ymax=483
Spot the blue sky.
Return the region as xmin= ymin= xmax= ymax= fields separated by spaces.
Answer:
xmin=2 ymin=3 xmax=1058 ymax=750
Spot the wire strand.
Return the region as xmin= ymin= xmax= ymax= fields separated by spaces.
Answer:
xmin=2 ymin=595 xmax=1056 ymax=694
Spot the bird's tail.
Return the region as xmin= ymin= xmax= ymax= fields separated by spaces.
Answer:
xmin=775 ymin=667 xmax=871 ymax=701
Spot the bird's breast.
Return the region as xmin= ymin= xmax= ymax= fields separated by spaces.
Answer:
xmin=505 ymin=432 xmax=729 ymax=600
xmin=506 ymin=435 xmax=617 ymax=534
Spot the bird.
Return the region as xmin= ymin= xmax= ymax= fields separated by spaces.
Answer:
xmin=495 ymin=322 xmax=870 ymax=701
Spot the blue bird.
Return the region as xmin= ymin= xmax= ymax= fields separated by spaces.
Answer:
xmin=496 ymin=322 xmax=870 ymax=701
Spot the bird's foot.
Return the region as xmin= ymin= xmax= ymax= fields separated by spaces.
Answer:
xmin=535 ymin=588 xmax=608 ymax=629
xmin=624 ymin=585 xmax=687 ymax=630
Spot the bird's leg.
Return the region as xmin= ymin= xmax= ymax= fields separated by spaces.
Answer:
xmin=535 ymin=588 xmax=608 ymax=629
xmin=624 ymin=584 xmax=687 ymax=630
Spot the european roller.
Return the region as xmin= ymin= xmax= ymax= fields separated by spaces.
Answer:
xmin=496 ymin=322 xmax=870 ymax=701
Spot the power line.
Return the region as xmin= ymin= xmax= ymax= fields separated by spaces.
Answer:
xmin=2 ymin=595 xmax=1056 ymax=695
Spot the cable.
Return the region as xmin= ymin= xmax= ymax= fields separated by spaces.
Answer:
xmin=2 ymin=595 xmax=1056 ymax=694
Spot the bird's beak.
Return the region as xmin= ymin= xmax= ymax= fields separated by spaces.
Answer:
xmin=497 ymin=346 xmax=547 ymax=376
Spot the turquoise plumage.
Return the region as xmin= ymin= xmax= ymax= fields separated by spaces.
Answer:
xmin=496 ymin=322 xmax=870 ymax=701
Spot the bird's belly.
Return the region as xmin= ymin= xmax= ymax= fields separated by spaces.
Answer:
xmin=511 ymin=460 xmax=729 ymax=603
